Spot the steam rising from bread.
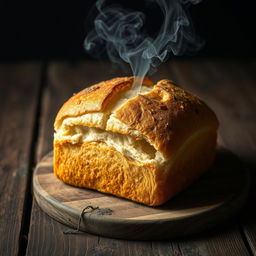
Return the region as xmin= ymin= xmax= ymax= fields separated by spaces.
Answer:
xmin=84 ymin=0 xmax=203 ymax=92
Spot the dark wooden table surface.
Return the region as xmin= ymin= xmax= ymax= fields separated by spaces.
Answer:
xmin=0 ymin=60 xmax=256 ymax=256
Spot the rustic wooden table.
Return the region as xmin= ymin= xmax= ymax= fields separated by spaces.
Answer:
xmin=0 ymin=60 xmax=255 ymax=256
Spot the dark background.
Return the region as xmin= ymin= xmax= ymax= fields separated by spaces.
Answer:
xmin=0 ymin=0 xmax=255 ymax=60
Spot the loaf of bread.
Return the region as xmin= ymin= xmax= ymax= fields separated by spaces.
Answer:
xmin=54 ymin=77 xmax=219 ymax=206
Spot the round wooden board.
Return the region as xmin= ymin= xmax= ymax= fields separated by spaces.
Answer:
xmin=33 ymin=148 xmax=250 ymax=240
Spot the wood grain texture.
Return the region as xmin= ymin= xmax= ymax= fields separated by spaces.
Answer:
xmin=33 ymin=148 xmax=249 ymax=240
xmin=0 ymin=63 xmax=41 ymax=255
xmin=26 ymin=61 xmax=254 ymax=255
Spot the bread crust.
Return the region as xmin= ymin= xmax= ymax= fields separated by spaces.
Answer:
xmin=115 ymin=79 xmax=219 ymax=158
xmin=54 ymin=77 xmax=219 ymax=206
xmin=54 ymin=77 xmax=153 ymax=130
xmin=54 ymin=128 xmax=217 ymax=206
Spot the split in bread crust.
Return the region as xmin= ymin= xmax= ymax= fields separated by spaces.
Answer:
xmin=54 ymin=77 xmax=219 ymax=206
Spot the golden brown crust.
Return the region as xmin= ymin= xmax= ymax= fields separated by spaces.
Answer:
xmin=115 ymin=80 xmax=219 ymax=158
xmin=53 ymin=77 xmax=219 ymax=206
xmin=54 ymin=141 xmax=161 ymax=206
xmin=54 ymin=128 xmax=217 ymax=206
xmin=54 ymin=77 xmax=154 ymax=130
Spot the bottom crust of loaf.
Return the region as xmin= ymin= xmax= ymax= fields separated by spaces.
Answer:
xmin=54 ymin=129 xmax=217 ymax=206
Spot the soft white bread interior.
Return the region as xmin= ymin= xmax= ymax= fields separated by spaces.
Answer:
xmin=54 ymin=77 xmax=219 ymax=206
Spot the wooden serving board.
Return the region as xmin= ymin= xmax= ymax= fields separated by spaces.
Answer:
xmin=33 ymin=148 xmax=250 ymax=240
